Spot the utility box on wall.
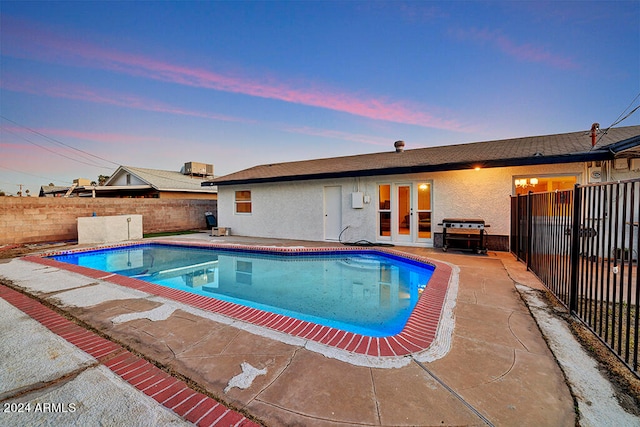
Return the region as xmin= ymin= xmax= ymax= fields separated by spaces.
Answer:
xmin=351 ymin=192 xmax=364 ymax=209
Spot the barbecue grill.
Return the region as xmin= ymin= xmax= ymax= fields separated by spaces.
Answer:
xmin=438 ymin=218 xmax=489 ymax=254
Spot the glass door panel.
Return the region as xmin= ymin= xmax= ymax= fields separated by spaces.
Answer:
xmin=397 ymin=185 xmax=411 ymax=240
xmin=379 ymin=182 xmax=432 ymax=244
xmin=378 ymin=184 xmax=391 ymax=237
xmin=417 ymin=183 xmax=432 ymax=239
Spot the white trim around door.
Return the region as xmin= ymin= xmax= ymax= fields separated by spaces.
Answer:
xmin=377 ymin=181 xmax=433 ymax=246
xmin=323 ymin=185 xmax=342 ymax=240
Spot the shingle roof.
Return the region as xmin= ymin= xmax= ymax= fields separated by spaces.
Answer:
xmin=39 ymin=185 xmax=69 ymax=196
xmin=204 ymin=125 xmax=640 ymax=186
xmin=110 ymin=166 xmax=216 ymax=192
xmin=40 ymin=185 xmax=69 ymax=193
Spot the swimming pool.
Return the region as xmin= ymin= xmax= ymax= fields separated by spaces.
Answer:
xmin=32 ymin=241 xmax=452 ymax=358
xmin=50 ymin=243 xmax=434 ymax=337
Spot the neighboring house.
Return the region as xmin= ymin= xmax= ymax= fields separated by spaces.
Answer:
xmin=39 ymin=185 xmax=69 ymax=197
xmin=42 ymin=163 xmax=217 ymax=199
xmin=203 ymin=125 xmax=640 ymax=251
xmin=40 ymin=178 xmax=93 ymax=197
xmin=102 ymin=165 xmax=217 ymax=199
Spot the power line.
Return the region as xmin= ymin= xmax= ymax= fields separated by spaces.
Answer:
xmin=593 ymin=92 xmax=640 ymax=146
xmin=610 ymin=92 xmax=640 ymax=127
xmin=2 ymin=127 xmax=114 ymax=170
xmin=610 ymin=104 xmax=640 ymax=128
xmin=0 ymin=164 xmax=74 ymax=185
xmin=0 ymin=115 xmax=121 ymax=168
xmin=0 ymin=116 xmax=210 ymax=187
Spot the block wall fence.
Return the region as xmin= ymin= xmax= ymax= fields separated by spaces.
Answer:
xmin=0 ymin=197 xmax=217 ymax=245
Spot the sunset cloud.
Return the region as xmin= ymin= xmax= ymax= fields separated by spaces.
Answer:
xmin=2 ymin=76 xmax=393 ymax=149
xmin=2 ymin=17 xmax=462 ymax=131
xmin=450 ymin=27 xmax=579 ymax=70
xmin=0 ymin=142 xmax=26 ymax=151
xmin=0 ymin=75 xmax=256 ymax=125
xmin=2 ymin=125 xmax=162 ymax=146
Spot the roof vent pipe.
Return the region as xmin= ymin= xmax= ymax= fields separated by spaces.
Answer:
xmin=591 ymin=123 xmax=600 ymax=147
xmin=394 ymin=140 xmax=405 ymax=153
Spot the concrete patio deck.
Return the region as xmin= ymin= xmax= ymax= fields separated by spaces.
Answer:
xmin=0 ymin=233 xmax=636 ymax=426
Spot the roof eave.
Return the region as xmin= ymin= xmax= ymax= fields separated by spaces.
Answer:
xmin=207 ymin=151 xmax=613 ymax=186
xmin=100 ymin=185 xmax=153 ymax=190
xmin=157 ymin=188 xmax=217 ymax=193
xmin=605 ymin=134 xmax=640 ymax=154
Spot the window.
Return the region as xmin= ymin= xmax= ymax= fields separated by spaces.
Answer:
xmin=235 ymin=190 xmax=252 ymax=213
xmin=513 ymin=175 xmax=576 ymax=196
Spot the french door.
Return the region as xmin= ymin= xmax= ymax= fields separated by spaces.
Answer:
xmin=378 ymin=182 xmax=432 ymax=245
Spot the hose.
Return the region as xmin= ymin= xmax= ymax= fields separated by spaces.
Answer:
xmin=338 ymin=226 xmax=395 ymax=247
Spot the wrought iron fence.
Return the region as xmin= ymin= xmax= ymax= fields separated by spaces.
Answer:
xmin=511 ymin=179 xmax=639 ymax=375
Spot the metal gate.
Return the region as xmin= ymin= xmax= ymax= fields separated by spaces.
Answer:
xmin=511 ymin=179 xmax=639 ymax=376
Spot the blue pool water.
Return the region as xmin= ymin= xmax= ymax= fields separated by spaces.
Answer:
xmin=50 ymin=244 xmax=434 ymax=336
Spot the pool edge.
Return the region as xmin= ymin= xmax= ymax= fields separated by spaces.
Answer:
xmin=23 ymin=240 xmax=456 ymax=363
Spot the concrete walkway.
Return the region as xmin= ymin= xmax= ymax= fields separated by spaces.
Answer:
xmin=0 ymin=234 xmax=635 ymax=426
xmin=0 ymin=283 xmax=258 ymax=427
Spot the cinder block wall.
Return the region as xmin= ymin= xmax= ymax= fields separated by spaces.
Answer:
xmin=0 ymin=197 xmax=217 ymax=245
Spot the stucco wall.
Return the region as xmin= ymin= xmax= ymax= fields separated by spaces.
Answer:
xmin=0 ymin=197 xmax=217 ymax=245
xmin=218 ymin=181 xmax=329 ymax=241
xmin=217 ymin=162 xmax=586 ymax=247
xmin=429 ymin=163 xmax=584 ymax=235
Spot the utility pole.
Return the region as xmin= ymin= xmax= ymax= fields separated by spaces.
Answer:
xmin=18 ymin=184 xmax=23 ymax=197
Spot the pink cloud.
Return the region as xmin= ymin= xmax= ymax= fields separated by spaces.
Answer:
xmin=451 ymin=27 xmax=579 ymax=70
xmin=0 ymin=142 xmax=26 ymax=151
xmin=2 ymin=17 xmax=463 ymax=131
xmin=0 ymin=153 xmax=81 ymax=182
xmin=37 ymin=129 xmax=159 ymax=145
xmin=1 ymin=75 xmax=255 ymax=125
xmin=1 ymin=74 xmax=420 ymax=147
xmin=2 ymin=125 xmax=161 ymax=145
xmin=1 ymin=124 xmax=114 ymax=168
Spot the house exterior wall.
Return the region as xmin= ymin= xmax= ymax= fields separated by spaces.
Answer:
xmin=216 ymin=162 xmax=585 ymax=248
xmin=430 ymin=163 xmax=584 ymax=234
xmin=605 ymin=158 xmax=640 ymax=181
xmin=218 ymin=180 xmax=330 ymax=241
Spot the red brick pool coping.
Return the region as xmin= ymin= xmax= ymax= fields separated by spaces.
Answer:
xmin=0 ymin=284 xmax=258 ymax=427
xmin=25 ymin=240 xmax=453 ymax=358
